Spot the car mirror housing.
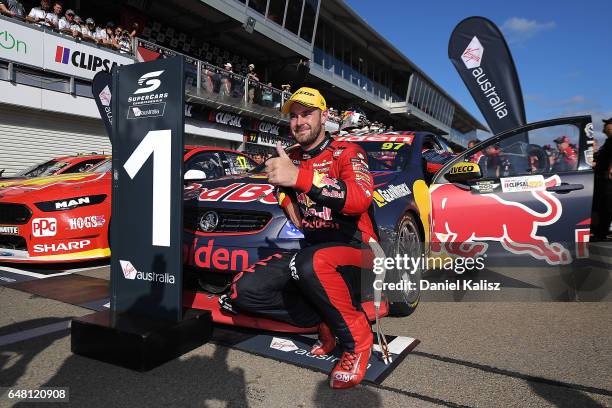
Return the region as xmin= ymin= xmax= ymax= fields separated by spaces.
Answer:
xmin=444 ymin=162 xmax=482 ymax=184
xmin=184 ymin=169 xmax=207 ymax=180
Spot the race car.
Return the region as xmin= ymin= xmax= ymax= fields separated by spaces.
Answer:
xmin=0 ymin=153 xmax=110 ymax=185
xmin=183 ymin=116 xmax=594 ymax=324
xmin=0 ymin=147 xmax=255 ymax=263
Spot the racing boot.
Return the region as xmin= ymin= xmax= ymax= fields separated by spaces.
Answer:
xmin=329 ymin=316 xmax=373 ymax=389
xmin=311 ymin=322 xmax=336 ymax=356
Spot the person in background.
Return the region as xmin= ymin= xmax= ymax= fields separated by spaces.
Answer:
xmin=93 ymin=21 xmax=108 ymax=44
xmin=71 ymin=15 xmax=83 ymax=38
xmin=247 ymin=63 xmax=259 ymax=104
xmin=467 ymin=139 xmax=484 ymax=165
xmin=129 ymin=22 xmax=139 ymax=38
xmin=118 ymin=29 xmax=132 ymax=53
xmin=45 ymin=1 xmax=61 ymax=28
xmin=26 ymin=0 xmax=49 ymax=25
xmin=219 ymin=62 xmax=233 ymax=97
xmin=592 ymin=118 xmax=612 ymax=241
xmin=0 ymin=0 xmax=19 ymax=17
xmin=261 ymin=82 xmax=273 ymax=107
xmin=81 ymin=18 xmax=97 ymax=42
xmin=552 ymin=135 xmax=577 ymax=172
xmin=252 ymin=153 xmax=264 ymax=165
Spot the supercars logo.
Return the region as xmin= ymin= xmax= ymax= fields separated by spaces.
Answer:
xmin=461 ymin=36 xmax=483 ymax=69
xmin=134 ymin=70 xmax=164 ymax=94
xmin=32 ymin=218 xmax=57 ymax=237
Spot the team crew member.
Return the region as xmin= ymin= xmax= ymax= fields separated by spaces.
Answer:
xmin=593 ymin=118 xmax=612 ymax=241
xmin=227 ymin=87 xmax=377 ymax=389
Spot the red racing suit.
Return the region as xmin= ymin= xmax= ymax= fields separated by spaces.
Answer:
xmin=230 ymin=134 xmax=377 ymax=352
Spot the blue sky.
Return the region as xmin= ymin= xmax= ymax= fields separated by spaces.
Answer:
xmin=346 ymin=0 xmax=612 ymax=139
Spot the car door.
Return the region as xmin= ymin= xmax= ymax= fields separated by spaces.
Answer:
xmin=429 ymin=116 xmax=594 ymax=265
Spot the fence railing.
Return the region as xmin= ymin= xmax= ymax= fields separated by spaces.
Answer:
xmin=137 ymin=38 xmax=291 ymax=114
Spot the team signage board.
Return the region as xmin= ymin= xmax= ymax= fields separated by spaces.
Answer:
xmin=111 ymin=56 xmax=184 ymax=321
xmin=0 ymin=17 xmax=44 ymax=67
xmin=448 ymin=16 xmax=526 ymax=135
xmin=0 ymin=17 xmax=133 ymax=80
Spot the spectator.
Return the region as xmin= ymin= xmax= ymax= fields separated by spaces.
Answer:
xmin=129 ymin=22 xmax=139 ymax=38
xmin=552 ymin=135 xmax=577 ymax=172
xmin=101 ymin=22 xmax=116 ymax=48
xmin=467 ymin=139 xmax=484 ymax=164
xmin=592 ymin=117 xmax=612 ymax=241
xmin=219 ymin=62 xmax=233 ymax=97
xmin=71 ymin=15 xmax=83 ymax=38
xmin=93 ymin=21 xmax=109 ymax=45
xmin=118 ymin=29 xmax=132 ymax=53
xmin=45 ymin=1 xmax=61 ymax=29
xmin=252 ymin=153 xmax=264 ymax=165
xmin=58 ymin=9 xmax=74 ymax=36
xmin=246 ymin=63 xmax=259 ymax=104
xmin=81 ymin=18 xmax=97 ymax=42
xmin=0 ymin=1 xmax=16 ymax=17
xmin=26 ymin=0 xmax=50 ymax=25
xmin=261 ymin=82 xmax=273 ymax=107
xmin=483 ymin=145 xmax=501 ymax=178
xmin=281 ymin=84 xmax=292 ymax=99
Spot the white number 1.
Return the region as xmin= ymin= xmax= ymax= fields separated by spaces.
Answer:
xmin=123 ymin=129 xmax=172 ymax=247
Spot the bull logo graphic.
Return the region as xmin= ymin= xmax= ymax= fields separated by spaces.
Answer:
xmin=431 ymin=175 xmax=571 ymax=265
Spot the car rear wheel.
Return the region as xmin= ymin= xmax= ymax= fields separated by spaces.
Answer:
xmin=388 ymin=213 xmax=422 ymax=316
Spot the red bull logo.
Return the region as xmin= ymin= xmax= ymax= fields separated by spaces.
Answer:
xmin=430 ymin=175 xmax=571 ymax=265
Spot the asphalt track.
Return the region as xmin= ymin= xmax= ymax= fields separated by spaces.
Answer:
xmin=0 ymin=246 xmax=611 ymax=408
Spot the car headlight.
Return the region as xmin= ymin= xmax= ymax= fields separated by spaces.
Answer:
xmin=278 ymin=220 xmax=304 ymax=239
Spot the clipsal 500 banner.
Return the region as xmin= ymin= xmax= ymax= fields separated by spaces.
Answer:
xmin=0 ymin=17 xmax=134 ymax=80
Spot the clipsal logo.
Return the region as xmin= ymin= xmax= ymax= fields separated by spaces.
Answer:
xmin=211 ymin=112 xmax=243 ymax=128
xmin=32 ymin=218 xmax=57 ymax=237
xmin=134 ymin=70 xmax=164 ymax=94
xmin=461 ymin=36 xmax=483 ymax=69
xmin=33 ymin=239 xmax=90 ymax=253
xmin=119 ymin=259 xmax=176 ymax=284
xmin=54 ymin=45 xmax=121 ymax=72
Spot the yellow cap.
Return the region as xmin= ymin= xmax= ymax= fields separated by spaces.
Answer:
xmin=281 ymin=87 xmax=327 ymax=114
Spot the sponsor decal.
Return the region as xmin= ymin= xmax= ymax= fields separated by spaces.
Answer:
xmin=449 ymin=164 xmax=476 ymax=174
xmin=54 ymin=45 xmax=119 ymax=73
xmin=500 ymin=175 xmax=545 ymax=193
xmin=270 ymin=337 xmax=299 ymax=352
xmin=257 ymin=121 xmax=279 ymax=136
xmin=211 ymin=111 xmax=243 ymax=128
xmin=33 ymin=239 xmax=91 ymax=253
xmin=321 ymin=188 xmax=344 ymax=199
xmin=68 ymin=215 xmax=106 ymax=230
xmin=127 ymin=103 xmax=166 ymax=119
xmin=0 ymin=29 xmax=27 ymax=54
xmin=335 ymin=135 xmax=414 ymax=143
xmin=431 ymin=175 xmax=570 ymax=265
xmin=119 ymin=259 xmax=175 ymax=284
xmin=32 ymin=218 xmax=57 ymax=237
xmin=461 ymin=36 xmax=483 ymax=69
xmin=575 ymin=228 xmax=590 ymax=259
xmin=187 ymin=239 xmax=249 ymax=271
xmin=0 ymin=226 xmax=19 ymax=235
xmin=333 ymin=148 xmax=344 ymax=158
xmin=473 ymin=180 xmax=499 ymax=194
xmin=225 ymin=184 xmax=275 ymax=203
xmin=289 ymin=254 xmax=299 ymax=281
xmin=373 ymin=183 xmax=410 ymax=207
xmin=133 ymin=70 xmax=164 ymax=94
xmin=35 ymin=194 xmax=107 ymax=212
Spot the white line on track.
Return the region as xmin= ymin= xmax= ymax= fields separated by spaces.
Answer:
xmin=0 ymin=265 xmax=105 ymax=279
xmin=0 ymin=320 xmax=71 ymax=347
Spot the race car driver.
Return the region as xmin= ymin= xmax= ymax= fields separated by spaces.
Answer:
xmin=226 ymin=87 xmax=377 ymax=389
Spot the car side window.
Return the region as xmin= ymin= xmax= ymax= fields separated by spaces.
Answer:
xmin=456 ymin=124 xmax=581 ymax=181
xmin=64 ymin=158 xmax=105 ymax=174
xmin=185 ymin=152 xmax=224 ymax=180
xmin=224 ymin=152 xmax=255 ymax=175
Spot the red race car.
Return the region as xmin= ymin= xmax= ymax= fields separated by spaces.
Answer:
xmin=0 ymin=147 xmax=254 ymax=263
xmin=0 ymin=153 xmax=110 ymax=185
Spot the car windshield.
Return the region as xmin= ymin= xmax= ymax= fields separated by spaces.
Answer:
xmin=249 ymin=140 xmax=411 ymax=173
xmin=15 ymin=159 xmax=69 ymax=177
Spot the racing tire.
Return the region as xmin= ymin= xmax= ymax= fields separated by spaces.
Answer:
xmin=387 ymin=213 xmax=422 ymax=317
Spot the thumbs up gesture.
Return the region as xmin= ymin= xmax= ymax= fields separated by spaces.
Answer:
xmin=265 ymin=142 xmax=298 ymax=187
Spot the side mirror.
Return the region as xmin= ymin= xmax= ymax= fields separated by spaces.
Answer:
xmin=184 ymin=169 xmax=206 ymax=180
xmin=444 ymin=162 xmax=482 ymax=184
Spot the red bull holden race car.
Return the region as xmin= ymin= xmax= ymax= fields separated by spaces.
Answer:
xmin=0 ymin=147 xmax=255 ymax=263
xmin=183 ymin=116 xmax=594 ymax=327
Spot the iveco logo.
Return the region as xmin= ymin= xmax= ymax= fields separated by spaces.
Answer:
xmin=199 ymin=211 xmax=219 ymax=232
xmin=134 ymin=70 xmax=164 ymax=94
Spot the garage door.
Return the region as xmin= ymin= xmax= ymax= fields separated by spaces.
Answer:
xmin=0 ymin=105 xmax=111 ymax=176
